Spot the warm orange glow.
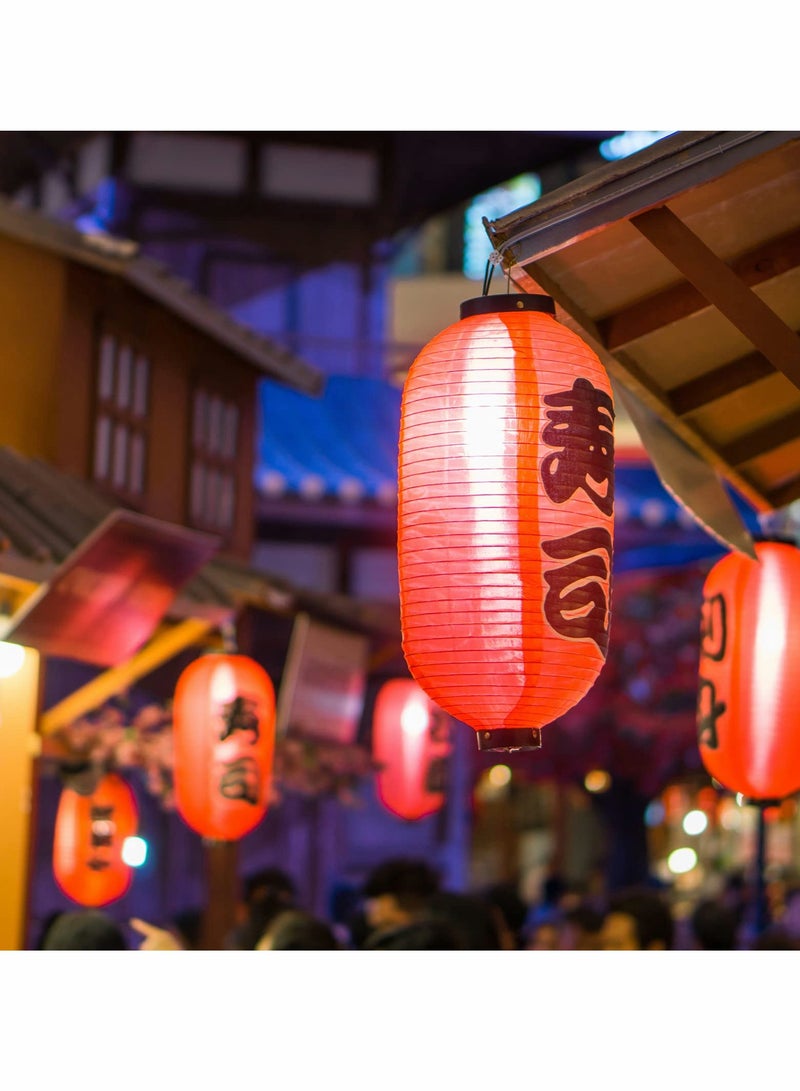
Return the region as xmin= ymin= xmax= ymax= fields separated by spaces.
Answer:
xmin=584 ymin=769 xmax=611 ymax=793
xmin=697 ymin=541 xmax=800 ymax=799
xmin=372 ymin=677 xmax=451 ymax=821
xmin=53 ymin=772 xmax=138 ymax=906
xmin=398 ymin=295 xmax=614 ymax=753
xmin=172 ymin=653 xmax=276 ymax=840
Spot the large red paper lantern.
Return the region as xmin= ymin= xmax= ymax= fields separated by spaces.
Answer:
xmin=398 ymin=295 xmax=614 ymax=752
xmin=172 ymin=652 xmax=276 ymax=840
xmin=53 ymin=771 xmax=138 ymax=907
xmin=697 ymin=539 xmax=800 ymax=800
xmin=372 ymin=677 xmax=452 ymax=821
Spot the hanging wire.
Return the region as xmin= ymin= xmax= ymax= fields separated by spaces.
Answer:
xmin=482 ymin=257 xmax=495 ymax=296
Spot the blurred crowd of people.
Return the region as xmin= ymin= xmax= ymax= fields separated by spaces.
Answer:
xmin=32 ymin=857 xmax=800 ymax=952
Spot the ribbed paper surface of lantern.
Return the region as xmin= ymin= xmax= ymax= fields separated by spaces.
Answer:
xmin=398 ymin=299 xmax=614 ymax=751
xmin=373 ymin=677 xmax=451 ymax=820
xmin=53 ymin=772 xmax=139 ymax=906
xmin=698 ymin=540 xmax=800 ymax=800
xmin=173 ymin=653 xmax=276 ymax=840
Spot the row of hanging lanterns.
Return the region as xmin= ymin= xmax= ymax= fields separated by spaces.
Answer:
xmin=51 ymin=282 xmax=800 ymax=909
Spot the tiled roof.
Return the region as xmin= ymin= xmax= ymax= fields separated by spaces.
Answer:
xmin=0 ymin=446 xmax=399 ymax=640
xmin=0 ymin=197 xmax=323 ymax=396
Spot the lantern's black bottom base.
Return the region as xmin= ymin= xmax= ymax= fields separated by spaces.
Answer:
xmin=476 ymin=728 xmax=542 ymax=752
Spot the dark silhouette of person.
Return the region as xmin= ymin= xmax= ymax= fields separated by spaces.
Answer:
xmin=427 ymin=890 xmax=504 ymax=950
xmin=256 ymin=909 xmax=340 ymax=950
xmin=228 ymin=866 xmax=298 ymax=950
xmin=690 ymin=899 xmax=739 ymax=950
xmin=41 ymin=910 xmax=127 ymax=950
xmin=360 ymin=857 xmax=450 ymax=949
xmin=600 ymin=887 xmax=674 ymax=950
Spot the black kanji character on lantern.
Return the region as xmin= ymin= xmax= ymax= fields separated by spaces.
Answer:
xmin=700 ymin=593 xmax=727 ymax=662
xmin=89 ymin=804 xmax=114 ymax=849
xmin=542 ymin=527 xmax=613 ymax=655
xmin=541 ymin=378 xmax=615 ymax=515
xmin=697 ymin=677 xmax=726 ymax=749
xmin=86 ymin=857 xmax=111 ymax=871
xmin=219 ymin=695 xmax=260 ymax=743
xmin=219 ymin=756 xmax=261 ymax=805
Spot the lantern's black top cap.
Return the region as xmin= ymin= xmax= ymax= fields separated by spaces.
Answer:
xmin=460 ymin=294 xmax=556 ymax=320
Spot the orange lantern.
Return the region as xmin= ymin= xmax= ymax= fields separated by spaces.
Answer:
xmin=372 ymin=677 xmax=452 ymax=821
xmin=398 ymin=295 xmax=614 ymax=752
xmin=53 ymin=771 xmax=138 ymax=906
xmin=697 ymin=539 xmax=800 ymax=800
xmin=172 ymin=652 xmax=276 ymax=840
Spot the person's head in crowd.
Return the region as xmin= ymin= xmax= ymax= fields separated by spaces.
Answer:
xmin=256 ymin=910 xmax=340 ymax=950
xmin=750 ymin=925 xmax=800 ymax=950
xmin=230 ymin=866 xmax=298 ymax=950
xmin=427 ymin=891 xmax=503 ymax=950
xmin=690 ymin=899 xmax=739 ymax=950
xmin=482 ymin=881 xmax=528 ymax=950
xmin=364 ymin=919 xmax=460 ymax=950
xmin=361 ymin=857 xmax=440 ymax=939
xmin=525 ymin=919 xmax=562 ymax=951
xmin=170 ymin=908 xmax=203 ymax=950
xmin=41 ymin=910 xmax=127 ymax=950
xmin=600 ymin=887 xmax=674 ymax=951
xmin=559 ymin=904 xmax=605 ymax=950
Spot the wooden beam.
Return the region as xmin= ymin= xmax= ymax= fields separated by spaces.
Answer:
xmin=720 ymin=409 xmax=800 ymax=465
xmin=630 ymin=207 xmax=800 ymax=389
xmin=598 ymin=227 xmax=800 ymax=351
xmin=39 ymin=616 xmax=215 ymax=736
xmin=669 ymin=348 xmax=777 ymax=416
xmin=767 ymin=477 xmax=800 ymax=509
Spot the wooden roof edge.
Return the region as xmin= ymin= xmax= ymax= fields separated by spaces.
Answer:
xmin=0 ymin=196 xmax=324 ymax=396
xmin=484 ymin=131 xmax=800 ymax=268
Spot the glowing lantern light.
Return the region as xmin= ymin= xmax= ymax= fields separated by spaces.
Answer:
xmin=172 ymin=653 xmax=276 ymax=841
xmin=53 ymin=771 xmax=138 ymax=906
xmin=372 ymin=677 xmax=451 ymax=821
xmin=398 ymin=295 xmax=614 ymax=752
xmin=697 ymin=540 xmax=800 ymax=800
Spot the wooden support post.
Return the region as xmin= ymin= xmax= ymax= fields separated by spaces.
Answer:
xmin=0 ymin=646 xmax=42 ymax=950
xmin=200 ymin=839 xmax=239 ymax=950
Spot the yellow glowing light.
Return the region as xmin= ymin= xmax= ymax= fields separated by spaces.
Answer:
xmin=584 ymin=769 xmax=611 ymax=793
xmin=667 ymin=847 xmax=698 ymax=875
xmin=488 ymin=764 xmax=512 ymax=788
xmin=0 ymin=642 xmax=25 ymax=679
xmin=682 ymin=809 xmax=708 ymax=836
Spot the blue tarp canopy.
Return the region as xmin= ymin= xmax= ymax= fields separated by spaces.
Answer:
xmin=256 ymin=376 xmax=761 ymax=572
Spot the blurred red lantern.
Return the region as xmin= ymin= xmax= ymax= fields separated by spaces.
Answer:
xmin=53 ymin=771 xmax=138 ymax=906
xmin=173 ymin=653 xmax=276 ymax=840
xmin=398 ymin=295 xmax=614 ymax=752
xmin=372 ymin=677 xmax=452 ymax=821
xmin=697 ymin=540 xmax=800 ymax=800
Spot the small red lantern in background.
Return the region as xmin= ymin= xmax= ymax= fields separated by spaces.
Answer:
xmin=697 ymin=539 xmax=800 ymax=800
xmin=398 ymin=295 xmax=614 ymax=753
xmin=53 ymin=771 xmax=138 ymax=906
xmin=172 ymin=652 xmax=276 ymax=841
xmin=372 ymin=677 xmax=452 ymax=821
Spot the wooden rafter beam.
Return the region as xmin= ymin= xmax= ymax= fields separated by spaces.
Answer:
xmin=39 ymin=616 xmax=216 ymax=736
xmin=630 ymin=207 xmax=800 ymax=389
xmin=720 ymin=409 xmax=800 ymax=466
xmin=597 ymin=226 xmax=800 ymax=351
xmin=767 ymin=477 xmax=800 ymax=509
xmin=669 ymin=348 xmax=778 ymax=416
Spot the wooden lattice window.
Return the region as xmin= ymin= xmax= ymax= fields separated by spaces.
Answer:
xmin=189 ymin=387 xmax=239 ymax=533
xmin=92 ymin=330 xmax=150 ymax=498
